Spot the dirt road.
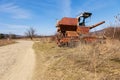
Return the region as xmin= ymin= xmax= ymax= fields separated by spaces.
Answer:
xmin=0 ymin=40 xmax=35 ymax=80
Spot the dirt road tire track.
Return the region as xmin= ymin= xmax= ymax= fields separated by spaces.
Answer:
xmin=0 ymin=40 xmax=35 ymax=80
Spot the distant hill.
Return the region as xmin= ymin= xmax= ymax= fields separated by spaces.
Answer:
xmin=0 ymin=33 xmax=22 ymax=39
xmin=90 ymin=27 xmax=120 ymax=40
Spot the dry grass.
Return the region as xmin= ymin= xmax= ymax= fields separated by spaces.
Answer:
xmin=0 ymin=39 xmax=16 ymax=46
xmin=104 ymin=27 xmax=120 ymax=40
xmin=33 ymin=39 xmax=120 ymax=80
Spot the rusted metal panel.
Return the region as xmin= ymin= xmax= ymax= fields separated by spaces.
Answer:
xmin=60 ymin=38 xmax=70 ymax=43
xmin=57 ymin=17 xmax=78 ymax=26
xmin=77 ymin=27 xmax=90 ymax=34
xmin=66 ymin=31 xmax=79 ymax=37
xmin=59 ymin=26 xmax=77 ymax=32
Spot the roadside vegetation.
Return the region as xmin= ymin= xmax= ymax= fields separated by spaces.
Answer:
xmin=33 ymin=37 xmax=120 ymax=80
xmin=0 ymin=33 xmax=17 ymax=46
xmin=104 ymin=27 xmax=120 ymax=40
xmin=0 ymin=39 xmax=16 ymax=46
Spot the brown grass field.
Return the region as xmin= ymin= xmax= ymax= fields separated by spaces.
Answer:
xmin=32 ymin=38 xmax=120 ymax=80
xmin=0 ymin=39 xmax=16 ymax=46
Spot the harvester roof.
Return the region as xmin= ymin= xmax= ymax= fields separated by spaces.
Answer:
xmin=57 ymin=17 xmax=78 ymax=26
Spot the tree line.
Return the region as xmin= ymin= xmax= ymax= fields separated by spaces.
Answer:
xmin=0 ymin=33 xmax=17 ymax=39
xmin=0 ymin=27 xmax=53 ymax=40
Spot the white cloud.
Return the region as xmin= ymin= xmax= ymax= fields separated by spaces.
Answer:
xmin=0 ymin=23 xmax=29 ymax=29
xmin=0 ymin=23 xmax=30 ymax=34
xmin=0 ymin=3 xmax=31 ymax=19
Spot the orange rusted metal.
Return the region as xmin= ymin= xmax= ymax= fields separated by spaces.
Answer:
xmin=83 ymin=37 xmax=97 ymax=43
xmin=56 ymin=12 xmax=105 ymax=47
xmin=66 ymin=31 xmax=79 ymax=37
xmin=89 ymin=21 xmax=105 ymax=29
xmin=57 ymin=17 xmax=78 ymax=26
xmin=77 ymin=27 xmax=90 ymax=34
xmin=60 ymin=38 xmax=70 ymax=43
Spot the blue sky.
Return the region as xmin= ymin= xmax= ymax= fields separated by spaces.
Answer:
xmin=0 ymin=0 xmax=119 ymax=35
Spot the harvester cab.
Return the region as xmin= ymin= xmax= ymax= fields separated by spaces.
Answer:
xmin=77 ymin=12 xmax=92 ymax=26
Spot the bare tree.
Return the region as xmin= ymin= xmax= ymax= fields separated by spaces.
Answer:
xmin=25 ymin=27 xmax=36 ymax=40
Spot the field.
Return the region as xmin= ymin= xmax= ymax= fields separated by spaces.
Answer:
xmin=32 ymin=39 xmax=120 ymax=80
xmin=0 ymin=39 xmax=16 ymax=46
xmin=0 ymin=27 xmax=120 ymax=80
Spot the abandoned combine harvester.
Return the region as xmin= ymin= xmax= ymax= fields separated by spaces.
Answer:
xmin=56 ymin=12 xmax=105 ymax=47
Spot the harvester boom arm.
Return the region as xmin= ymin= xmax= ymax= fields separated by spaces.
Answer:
xmin=90 ymin=21 xmax=105 ymax=29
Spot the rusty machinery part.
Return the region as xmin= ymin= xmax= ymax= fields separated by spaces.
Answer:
xmin=89 ymin=21 xmax=105 ymax=29
xmin=57 ymin=37 xmax=79 ymax=47
xmin=56 ymin=12 xmax=105 ymax=47
xmin=83 ymin=36 xmax=97 ymax=43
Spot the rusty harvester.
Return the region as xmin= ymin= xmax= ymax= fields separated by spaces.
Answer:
xmin=56 ymin=12 xmax=105 ymax=47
